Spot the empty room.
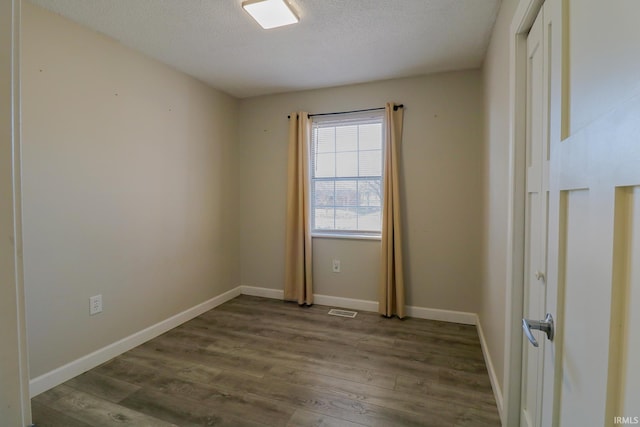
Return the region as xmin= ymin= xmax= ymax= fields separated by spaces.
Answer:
xmin=2 ymin=0 xmax=640 ymax=426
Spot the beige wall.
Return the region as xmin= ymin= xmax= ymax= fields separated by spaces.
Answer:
xmin=21 ymin=3 xmax=240 ymax=378
xmin=481 ymin=0 xmax=640 ymax=414
xmin=479 ymin=0 xmax=519 ymax=397
xmin=238 ymin=72 xmax=484 ymax=312
xmin=313 ymin=238 xmax=381 ymax=301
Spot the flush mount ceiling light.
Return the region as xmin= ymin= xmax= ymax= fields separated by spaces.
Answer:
xmin=242 ymin=0 xmax=299 ymax=29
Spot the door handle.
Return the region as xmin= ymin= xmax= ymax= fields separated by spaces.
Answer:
xmin=522 ymin=313 xmax=554 ymax=347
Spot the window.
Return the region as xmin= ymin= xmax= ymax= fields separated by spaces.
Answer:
xmin=310 ymin=112 xmax=384 ymax=236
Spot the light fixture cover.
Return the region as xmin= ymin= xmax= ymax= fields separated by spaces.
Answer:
xmin=242 ymin=0 xmax=299 ymax=29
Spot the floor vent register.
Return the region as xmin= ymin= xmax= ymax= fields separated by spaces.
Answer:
xmin=328 ymin=308 xmax=358 ymax=318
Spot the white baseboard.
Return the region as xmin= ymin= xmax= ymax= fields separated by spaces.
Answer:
xmin=406 ymin=305 xmax=477 ymax=325
xmin=240 ymin=286 xmax=379 ymax=312
xmin=29 ymin=286 xmax=242 ymax=397
xmin=240 ymin=285 xmax=284 ymax=300
xmin=476 ymin=316 xmax=504 ymax=423
xmin=312 ymin=294 xmax=379 ymax=312
xmin=240 ymin=286 xmax=477 ymax=325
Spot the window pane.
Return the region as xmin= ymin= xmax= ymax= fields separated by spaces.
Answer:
xmin=316 ymin=127 xmax=335 ymax=153
xmin=335 ymin=180 xmax=357 ymax=206
xmin=314 ymin=208 xmax=335 ymax=230
xmin=357 ymin=207 xmax=381 ymax=231
xmin=358 ymin=180 xmax=382 ymax=207
xmin=314 ymin=181 xmax=334 ymax=207
xmin=311 ymin=113 xmax=384 ymax=234
xmin=314 ymin=152 xmax=335 ymax=178
xmin=335 ymin=207 xmax=357 ymax=230
xmin=359 ymin=124 xmax=382 ymax=150
xmin=359 ymin=150 xmax=382 ymax=177
xmin=336 ymin=125 xmax=358 ymax=152
xmin=336 ymin=151 xmax=357 ymax=177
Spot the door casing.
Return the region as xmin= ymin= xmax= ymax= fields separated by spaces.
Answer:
xmin=502 ymin=0 xmax=547 ymax=425
xmin=0 ymin=0 xmax=31 ymax=425
xmin=504 ymin=0 xmax=568 ymax=425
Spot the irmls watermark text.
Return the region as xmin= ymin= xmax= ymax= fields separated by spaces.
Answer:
xmin=614 ymin=416 xmax=640 ymax=425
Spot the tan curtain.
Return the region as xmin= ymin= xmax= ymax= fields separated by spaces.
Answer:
xmin=284 ymin=112 xmax=313 ymax=305
xmin=379 ymin=103 xmax=405 ymax=318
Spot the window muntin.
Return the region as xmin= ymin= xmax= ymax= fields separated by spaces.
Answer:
xmin=310 ymin=113 xmax=384 ymax=235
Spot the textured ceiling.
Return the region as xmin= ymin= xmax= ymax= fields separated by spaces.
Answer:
xmin=28 ymin=0 xmax=501 ymax=98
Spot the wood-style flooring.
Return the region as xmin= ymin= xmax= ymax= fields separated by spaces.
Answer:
xmin=31 ymin=295 xmax=500 ymax=426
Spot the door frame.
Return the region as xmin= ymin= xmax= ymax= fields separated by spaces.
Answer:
xmin=504 ymin=0 xmax=568 ymax=425
xmin=502 ymin=0 xmax=544 ymax=425
xmin=0 ymin=0 xmax=31 ymax=425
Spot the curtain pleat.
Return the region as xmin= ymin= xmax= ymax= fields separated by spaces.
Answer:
xmin=284 ymin=112 xmax=313 ymax=305
xmin=379 ymin=103 xmax=405 ymax=318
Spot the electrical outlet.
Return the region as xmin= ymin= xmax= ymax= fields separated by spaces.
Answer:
xmin=332 ymin=259 xmax=341 ymax=273
xmin=89 ymin=294 xmax=102 ymax=315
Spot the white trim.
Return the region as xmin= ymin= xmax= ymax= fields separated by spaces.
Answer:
xmin=29 ymin=286 xmax=242 ymax=397
xmin=503 ymin=1 xmax=545 ymax=426
xmin=241 ymin=286 xmax=477 ymax=325
xmin=240 ymin=285 xmax=284 ymax=299
xmin=241 ymin=286 xmax=380 ymax=313
xmin=1 ymin=1 xmax=30 ymax=424
xmin=311 ymin=233 xmax=381 ymax=241
xmin=312 ymin=294 xmax=379 ymax=312
xmin=477 ymin=316 xmax=504 ymax=422
xmin=406 ymin=305 xmax=477 ymax=325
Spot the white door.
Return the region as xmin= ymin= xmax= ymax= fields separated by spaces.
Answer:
xmin=514 ymin=1 xmax=640 ymax=425
xmin=520 ymin=5 xmax=550 ymax=427
xmin=539 ymin=59 xmax=640 ymax=427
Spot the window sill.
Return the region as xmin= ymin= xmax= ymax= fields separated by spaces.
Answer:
xmin=311 ymin=233 xmax=381 ymax=241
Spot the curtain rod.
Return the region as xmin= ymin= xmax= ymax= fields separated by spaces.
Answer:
xmin=288 ymin=104 xmax=403 ymax=119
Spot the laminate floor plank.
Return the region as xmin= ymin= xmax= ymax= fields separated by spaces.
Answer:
xmin=94 ymin=357 xmax=236 ymax=403
xmin=137 ymin=337 xmax=275 ymax=378
xmin=193 ymin=310 xmax=485 ymax=363
xmin=177 ymin=315 xmax=487 ymax=383
xmin=115 ymin=350 xmax=225 ymax=385
xmin=65 ymin=371 xmax=141 ymax=403
xmin=119 ymin=387 xmax=285 ymax=427
xmin=394 ymin=374 xmax=496 ymax=408
xmin=265 ymin=367 xmax=495 ymax=414
xmin=265 ymin=366 xmax=497 ymax=416
xmin=32 ymin=295 xmax=500 ymax=426
xmin=31 ymin=401 xmax=94 ymax=427
xmin=190 ymin=312 xmax=370 ymax=350
xmin=213 ymin=369 xmax=453 ymax=427
xmin=97 ymin=354 xmax=296 ymax=426
xmin=227 ymin=325 xmax=485 ymax=380
xmin=286 ymin=409 xmax=366 ymax=427
xmin=205 ymin=308 xmax=483 ymax=352
xmin=130 ymin=337 xmax=398 ymax=391
xmin=208 ymin=302 xmax=486 ymax=380
xmin=45 ymin=388 xmax=178 ymax=427
xmin=202 ymin=331 xmax=484 ymax=384
xmin=32 ymin=384 xmax=76 ymax=406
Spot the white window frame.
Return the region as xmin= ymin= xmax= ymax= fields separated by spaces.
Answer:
xmin=309 ymin=111 xmax=385 ymax=240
